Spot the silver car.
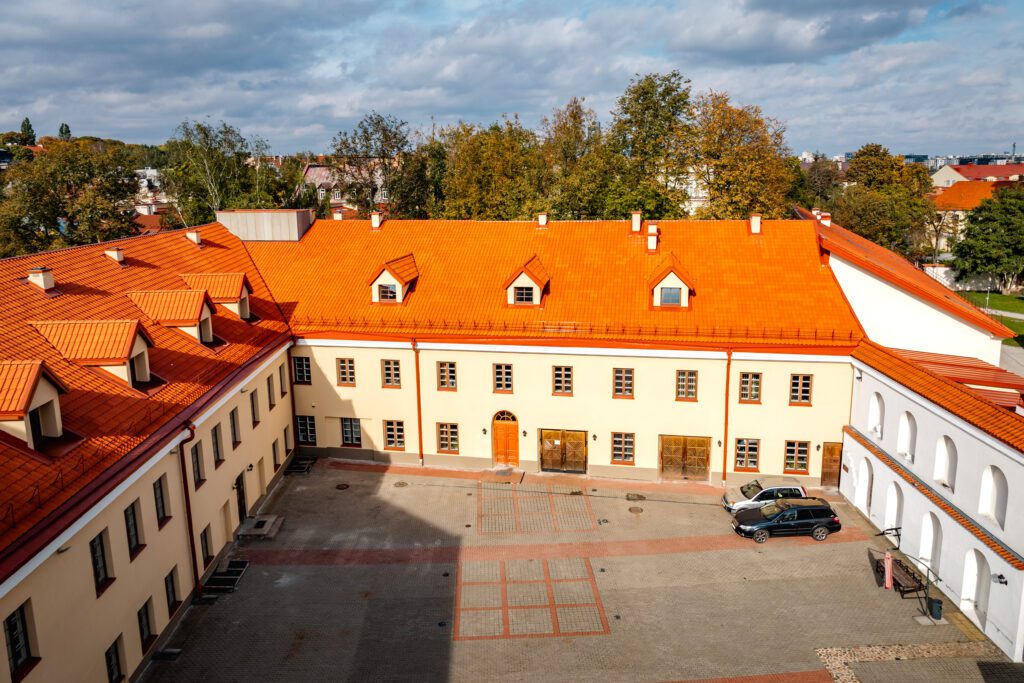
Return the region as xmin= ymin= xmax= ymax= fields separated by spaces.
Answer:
xmin=722 ymin=477 xmax=807 ymax=514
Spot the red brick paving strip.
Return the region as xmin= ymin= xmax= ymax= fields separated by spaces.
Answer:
xmin=244 ymin=529 xmax=868 ymax=566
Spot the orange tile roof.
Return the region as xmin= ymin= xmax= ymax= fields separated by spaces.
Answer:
xmin=29 ymin=320 xmax=151 ymax=365
xmin=367 ymin=253 xmax=420 ymax=287
xmin=503 ymin=254 xmax=550 ymax=290
xmin=0 ymin=224 xmax=289 ymax=581
xmin=802 ymin=209 xmax=1013 ymax=338
xmin=127 ymin=289 xmax=213 ymax=326
xmin=852 ymin=341 xmax=1024 ymax=452
xmin=0 ymin=361 xmax=66 ymax=420
xmin=893 ymin=347 xmax=1024 ymax=393
xmin=245 ymin=219 xmax=864 ymax=349
xmin=844 ymin=425 xmax=1024 ymax=570
xmin=647 ymin=252 xmax=696 ymax=291
xmin=931 ymin=181 xmax=1017 ymax=211
xmin=180 ymin=273 xmax=251 ymax=302
xmin=950 ymin=163 xmax=1024 ymax=181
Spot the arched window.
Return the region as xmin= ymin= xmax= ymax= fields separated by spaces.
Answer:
xmin=896 ymin=412 xmax=917 ymax=462
xmin=920 ymin=511 xmax=943 ymax=575
xmin=979 ymin=465 xmax=1008 ymax=528
xmin=960 ymin=549 xmax=991 ymax=629
xmin=868 ymin=393 xmax=885 ymax=438
xmin=855 ymin=458 xmax=874 ymax=514
xmin=883 ymin=482 xmax=904 ymax=532
xmin=933 ymin=436 xmax=958 ymax=491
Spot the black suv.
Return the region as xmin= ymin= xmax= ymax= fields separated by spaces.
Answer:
xmin=732 ymin=497 xmax=841 ymax=543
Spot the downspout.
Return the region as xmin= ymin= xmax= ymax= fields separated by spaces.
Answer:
xmin=175 ymin=423 xmax=201 ymax=593
xmin=287 ymin=348 xmax=300 ymax=459
xmin=721 ymin=350 xmax=733 ymax=484
xmin=412 ymin=338 xmax=425 ymax=464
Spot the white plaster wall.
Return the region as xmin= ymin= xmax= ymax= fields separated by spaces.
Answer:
xmin=829 ymin=257 xmax=1002 ymax=364
xmin=653 ymin=272 xmax=689 ymax=307
xmin=505 ymin=272 xmax=538 ymax=305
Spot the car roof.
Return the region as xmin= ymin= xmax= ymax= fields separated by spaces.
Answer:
xmin=754 ymin=477 xmax=803 ymax=488
xmin=778 ymin=497 xmax=832 ymax=508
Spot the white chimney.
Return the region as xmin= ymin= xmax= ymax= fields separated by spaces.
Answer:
xmin=28 ymin=266 xmax=55 ymax=291
xmin=749 ymin=214 xmax=762 ymax=234
xmin=370 ymin=211 xmax=382 ymax=230
xmin=631 ymin=211 xmax=642 ymax=233
xmin=819 ymin=212 xmax=832 ymax=227
xmin=186 ymin=229 xmax=202 ymax=246
xmin=537 ymin=212 xmax=548 ymax=227
xmin=811 ymin=207 xmax=821 ymax=218
xmin=646 ymin=224 xmax=659 ymax=253
xmin=104 ymin=247 xmax=124 ymax=263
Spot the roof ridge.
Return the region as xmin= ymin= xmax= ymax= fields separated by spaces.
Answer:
xmin=0 ymin=222 xmax=223 ymax=265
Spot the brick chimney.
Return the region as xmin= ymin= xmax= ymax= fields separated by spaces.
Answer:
xmin=819 ymin=212 xmax=832 ymax=227
xmin=370 ymin=211 xmax=382 ymax=230
xmin=104 ymin=247 xmax=124 ymax=263
xmin=185 ymin=229 xmax=202 ymax=246
xmin=646 ymin=224 xmax=659 ymax=253
xmin=749 ymin=214 xmax=762 ymax=235
xmin=537 ymin=212 xmax=548 ymax=228
xmin=28 ymin=266 xmax=55 ymax=291
xmin=631 ymin=211 xmax=642 ymax=233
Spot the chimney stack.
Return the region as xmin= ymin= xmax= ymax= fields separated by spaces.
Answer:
xmin=104 ymin=247 xmax=124 ymax=263
xmin=537 ymin=212 xmax=548 ymax=228
xmin=749 ymin=214 xmax=762 ymax=234
xmin=819 ymin=212 xmax=832 ymax=227
xmin=28 ymin=266 xmax=55 ymax=291
xmin=811 ymin=207 xmax=821 ymax=218
xmin=646 ymin=224 xmax=659 ymax=253
xmin=631 ymin=211 xmax=642 ymax=233
xmin=370 ymin=211 xmax=382 ymax=230
xmin=185 ymin=229 xmax=202 ymax=246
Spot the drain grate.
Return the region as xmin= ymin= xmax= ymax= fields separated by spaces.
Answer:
xmin=394 ymin=481 xmax=409 ymax=488
xmin=625 ymin=493 xmax=646 ymax=502
xmin=335 ymin=483 xmax=350 ymax=491
xmin=628 ymin=507 xmax=643 ymax=514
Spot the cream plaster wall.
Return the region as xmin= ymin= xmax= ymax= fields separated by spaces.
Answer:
xmin=505 ymin=272 xmax=537 ymax=305
xmin=370 ymin=270 xmax=404 ymax=303
xmin=0 ymin=377 xmax=63 ymax=447
xmin=653 ymin=272 xmax=689 ymax=308
xmin=829 ymin=257 xmax=1002 ymax=364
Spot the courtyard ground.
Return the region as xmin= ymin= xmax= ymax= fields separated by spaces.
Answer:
xmin=142 ymin=460 xmax=1021 ymax=682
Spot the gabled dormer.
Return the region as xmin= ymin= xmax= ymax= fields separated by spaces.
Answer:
xmin=0 ymin=360 xmax=68 ymax=451
xmin=181 ymin=273 xmax=254 ymax=320
xmin=30 ymin=320 xmax=157 ymax=390
xmin=504 ymin=255 xmax=549 ymax=306
xmin=128 ymin=290 xmax=218 ymax=344
xmin=648 ymin=253 xmax=695 ymax=309
xmin=368 ymin=254 xmax=418 ymax=304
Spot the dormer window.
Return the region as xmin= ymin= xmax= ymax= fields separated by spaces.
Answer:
xmin=30 ymin=320 xmax=161 ymax=391
xmin=0 ymin=360 xmax=69 ymax=452
xmin=369 ymin=254 xmax=418 ymax=304
xmin=505 ymin=255 xmax=549 ymax=307
xmin=648 ymin=253 xmax=695 ymax=309
xmin=128 ymin=290 xmax=220 ymax=346
xmin=180 ymin=273 xmax=254 ymax=321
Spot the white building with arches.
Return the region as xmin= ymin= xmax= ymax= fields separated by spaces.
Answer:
xmin=842 ymin=341 xmax=1024 ymax=661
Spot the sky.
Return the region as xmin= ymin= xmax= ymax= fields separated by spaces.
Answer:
xmin=1 ymin=0 xmax=1021 ymax=156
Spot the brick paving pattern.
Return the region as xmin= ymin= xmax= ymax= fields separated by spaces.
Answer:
xmin=477 ymin=482 xmax=597 ymax=534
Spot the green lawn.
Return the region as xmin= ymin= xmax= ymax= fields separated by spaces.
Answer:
xmin=992 ymin=315 xmax=1024 ymax=348
xmin=962 ymin=290 xmax=1024 ymax=315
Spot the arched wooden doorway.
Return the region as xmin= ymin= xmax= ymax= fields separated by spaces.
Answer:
xmin=492 ymin=410 xmax=519 ymax=466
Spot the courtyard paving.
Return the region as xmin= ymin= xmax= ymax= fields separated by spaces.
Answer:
xmin=142 ymin=460 xmax=1019 ymax=682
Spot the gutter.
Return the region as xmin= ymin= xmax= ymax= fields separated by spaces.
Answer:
xmin=412 ymin=339 xmax=425 ymax=462
xmin=174 ymin=424 xmax=202 ymax=592
xmin=721 ymin=349 xmax=733 ymax=484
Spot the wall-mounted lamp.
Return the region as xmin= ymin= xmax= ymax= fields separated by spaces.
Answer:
xmin=854 ymin=369 xmax=863 ymax=381
xmin=56 ymin=545 xmax=71 ymax=554
xmin=994 ymin=573 xmax=1008 ymax=585
xmin=716 ymin=440 xmax=722 ymax=447
xmin=247 ymin=464 xmax=254 ymax=472
xmin=592 ymin=433 xmax=597 ymax=441
xmin=522 ymin=430 xmax=527 ymax=437
xmin=240 ymin=388 xmax=249 ymax=393
xmin=816 ymin=444 xmax=821 ymax=452
xmin=482 ymin=428 xmax=487 ymax=435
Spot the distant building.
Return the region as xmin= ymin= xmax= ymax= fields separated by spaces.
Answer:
xmin=301 ymin=162 xmax=388 ymax=216
xmin=932 ymin=163 xmax=1024 ymax=188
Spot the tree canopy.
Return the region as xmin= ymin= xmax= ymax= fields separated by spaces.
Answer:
xmin=952 ymin=186 xmax=1024 ymax=293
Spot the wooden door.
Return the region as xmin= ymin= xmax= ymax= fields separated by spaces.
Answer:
xmin=540 ymin=429 xmax=587 ymax=473
xmin=660 ymin=435 xmax=710 ymax=480
xmin=821 ymin=442 xmax=842 ymax=487
xmin=492 ymin=411 xmax=519 ymax=466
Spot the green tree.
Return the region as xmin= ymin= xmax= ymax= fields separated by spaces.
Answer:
xmin=331 ymin=111 xmax=410 ymax=216
xmin=389 ymin=137 xmax=447 ymax=219
xmin=952 ymin=186 xmax=1024 ymax=293
xmin=439 ymin=117 xmax=550 ymax=220
xmin=58 ymin=123 xmax=72 ymax=141
xmin=0 ymin=140 xmax=137 ymax=255
xmin=683 ymin=91 xmax=794 ymax=219
xmin=845 ymin=143 xmax=903 ymax=189
xmin=162 ymin=120 xmax=255 ymax=226
xmin=805 ymin=154 xmax=843 ymax=204
xmin=541 ymin=97 xmax=615 ymax=219
xmin=19 ymin=118 xmax=35 ymax=146
xmin=829 ymin=185 xmax=931 ymax=254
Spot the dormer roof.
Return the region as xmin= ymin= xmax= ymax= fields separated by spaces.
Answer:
xmin=127 ymin=290 xmax=215 ymax=326
xmin=367 ymin=253 xmax=419 ymax=287
xmin=503 ymin=254 xmax=550 ymax=290
xmin=647 ymin=252 xmax=696 ymax=292
xmin=29 ymin=320 xmax=153 ymax=365
xmin=0 ymin=360 xmax=67 ymax=420
xmin=180 ymin=273 xmax=252 ymax=302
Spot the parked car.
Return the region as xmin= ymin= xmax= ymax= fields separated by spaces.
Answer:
xmin=721 ymin=476 xmax=807 ymax=513
xmin=732 ymin=498 xmax=841 ymax=543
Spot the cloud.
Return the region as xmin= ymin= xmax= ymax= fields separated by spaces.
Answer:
xmin=0 ymin=0 xmax=1021 ymax=155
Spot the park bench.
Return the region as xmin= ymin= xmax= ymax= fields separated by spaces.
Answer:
xmin=873 ymin=553 xmax=926 ymax=597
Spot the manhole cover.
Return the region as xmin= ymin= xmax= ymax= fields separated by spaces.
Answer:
xmin=335 ymin=483 xmax=350 ymax=490
xmin=393 ymin=481 xmax=408 ymax=488
xmin=570 ymin=490 xmax=583 ymax=496
xmin=628 ymin=506 xmax=643 ymax=514
xmin=626 ymin=493 xmax=646 ymax=502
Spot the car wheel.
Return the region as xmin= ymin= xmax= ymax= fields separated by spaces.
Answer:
xmin=752 ymin=529 xmax=769 ymax=544
xmin=812 ymin=526 xmax=829 ymax=542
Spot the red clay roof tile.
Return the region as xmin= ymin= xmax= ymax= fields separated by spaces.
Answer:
xmin=180 ymin=273 xmax=251 ymax=302
xmin=29 ymin=320 xmax=150 ymax=365
xmin=127 ymin=289 xmax=213 ymax=326
xmin=0 ymin=361 xmax=66 ymax=420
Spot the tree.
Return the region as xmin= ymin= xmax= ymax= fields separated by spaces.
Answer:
xmin=19 ymin=118 xmax=35 ymax=146
xmin=331 ymin=112 xmax=410 ymax=216
xmin=952 ymin=186 xmax=1024 ymax=294
xmin=58 ymin=123 xmax=72 ymax=141
xmin=541 ymin=98 xmax=615 ymax=219
xmin=440 ymin=117 xmax=550 ymax=220
xmin=0 ymin=140 xmax=137 ymax=255
xmin=805 ymin=155 xmax=843 ymax=203
xmin=161 ymin=120 xmax=255 ymax=226
xmin=846 ymin=144 xmax=903 ymax=189
xmin=389 ymin=137 xmax=447 ymax=219
xmin=682 ymin=91 xmax=794 ymax=219
xmin=829 ymin=185 xmax=931 ymax=254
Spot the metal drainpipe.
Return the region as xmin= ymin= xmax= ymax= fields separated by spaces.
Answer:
xmin=412 ymin=338 xmax=425 ymax=464
xmin=175 ymin=423 xmax=202 ymax=593
xmin=721 ymin=350 xmax=733 ymax=484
